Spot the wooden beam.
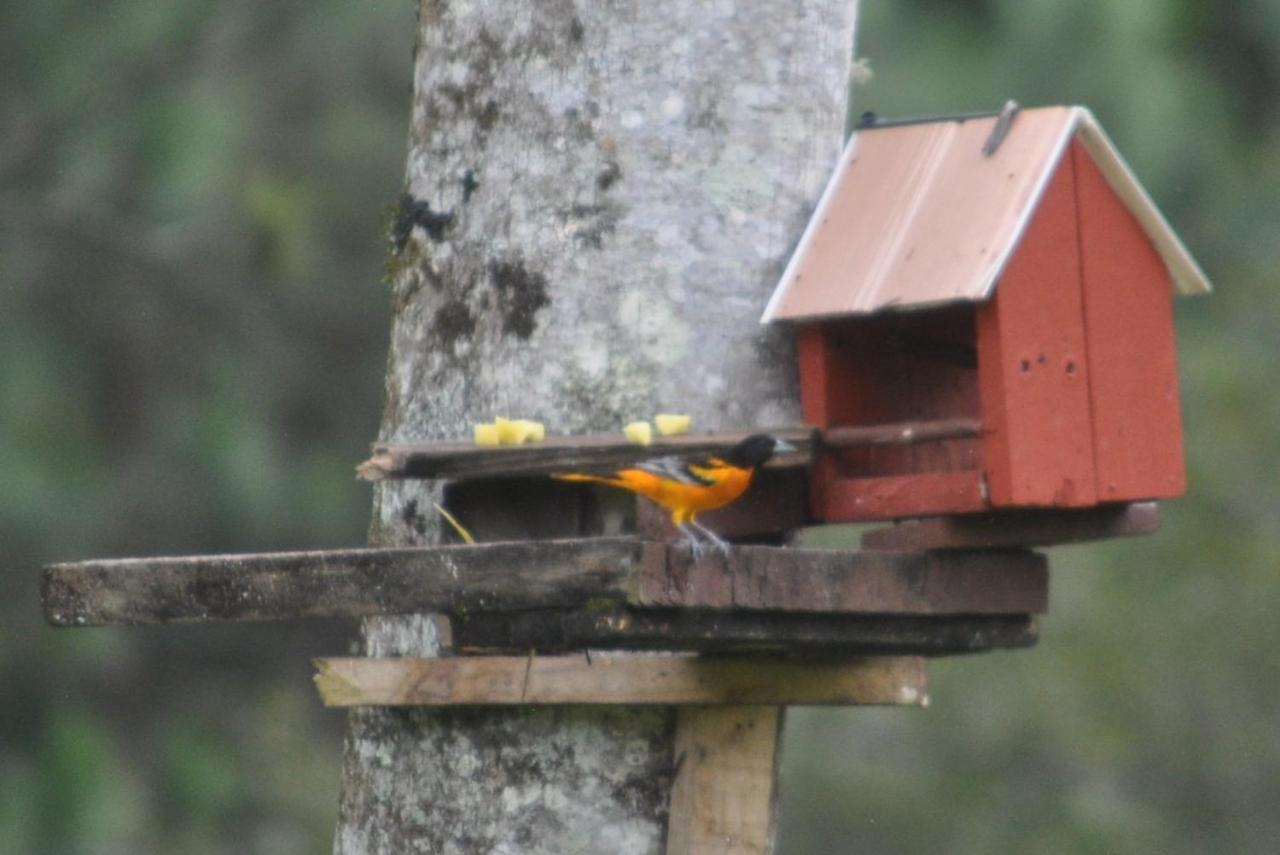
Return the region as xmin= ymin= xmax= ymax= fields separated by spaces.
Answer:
xmin=357 ymin=429 xmax=814 ymax=481
xmin=861 ymin=502 xmax=1160 ymax=551
xmin=639 ymin=544 xmax=1048 ymax=615
xmin=666 ymin=706 xmax=785 ymax=855
xmin=43 ymin=539 xmax=1047 ymax=627
xmin=42 ymin=538 xmax=639 ymax=626
xmin=356 ymin=419 xmax=982 ymax=482
xmin=452 ymin=610 xmax=1040 ymax=656
xmin=313 ymin=654 xmax=927 ymax=707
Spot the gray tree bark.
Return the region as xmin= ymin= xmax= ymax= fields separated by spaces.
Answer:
xmin=336 ymin=1 xmax=858 ymax=852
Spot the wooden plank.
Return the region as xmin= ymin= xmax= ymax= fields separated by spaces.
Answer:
xmin=357 ymin=429 xmax=814 ymax=481
xmin=1073 ymin=141 xmax=1187 ymax=501
xmin=42 ymin=538 xmax=639 ymax=626
xmin=818 ymin=470 xmax=988 ymax=522
xmin=977 ymin=152 xmax=1098 ymax=507
xmin=361 ymin=420 xmax=981 ymax=484
xmin=639 ymin=544 xmax=1048 ymax=615
xmin=313 ymin=654 xmax=928 ymax=707
xmin=861 ymin=501 xmax=1160 ymax=551
xmin=666 ymin=706 xmax=785 ymax=855
xmin=452 ymin=610 xmax=1040 ymax=656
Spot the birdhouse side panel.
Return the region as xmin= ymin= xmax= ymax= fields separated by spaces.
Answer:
xmin=1072 ymin=142 xmax=1187 ymax=500
xmin=978 ymin=153 xmax=1099 ymax=508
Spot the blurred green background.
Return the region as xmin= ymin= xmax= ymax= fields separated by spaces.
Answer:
xmin=2 ymin=1 xmax=1276 ymax=852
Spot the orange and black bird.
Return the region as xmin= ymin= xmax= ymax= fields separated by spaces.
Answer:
xmin=554 ymin=434 xmax=795 ymax=555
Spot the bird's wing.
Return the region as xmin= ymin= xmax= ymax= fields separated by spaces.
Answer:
xmin=632 ymin=454 xmax=720 ymax=486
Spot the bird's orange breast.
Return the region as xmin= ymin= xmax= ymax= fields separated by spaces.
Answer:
xmin=613 ymin=464 xmax=754 ymax=515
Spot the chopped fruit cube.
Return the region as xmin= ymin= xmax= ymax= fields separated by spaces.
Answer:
xmin=473 ymin=423 xmax=500 ymax=446
xmin=654 ymin=413 xmax=691 ymax=436
xmin=495 ymin=416 xmax=533 ymax=445
xmin=515 ymin=419 xmax=545 ymax=442
xmin=623 ymin=421 xmax=653 ymax=446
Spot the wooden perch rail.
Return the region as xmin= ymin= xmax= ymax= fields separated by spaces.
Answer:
xmin=356 ymin=418 xmax=981 ymax=481
xmin=43 ymin=538 xmax=1046 ymax=627
xmin=313 ymin=654 xmax=928 ymax=707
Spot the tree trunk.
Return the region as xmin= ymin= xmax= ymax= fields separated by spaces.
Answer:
xmin=336 ymin=0 xmax=858 ymax=851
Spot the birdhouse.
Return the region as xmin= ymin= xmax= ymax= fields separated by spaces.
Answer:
xmin=762 ymin=105 xmax=1210 ymax=523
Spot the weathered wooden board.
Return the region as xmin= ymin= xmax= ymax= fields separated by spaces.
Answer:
xmin=862 ymin=502 xmax=1160 ymax=551
xmin=313 ymin=654 xmax=927 ymax=707
xmin=357 ymin=429 xmax=814 ymax=481
xmin=640 ymin=544 xmax=1048 ymax=615
xmin=357 ymin=420 xmax=984 ymax=482
xmin=666 ymin=706 xmax=786 ymax=854
xmin=44 ymin=539 xmax=1048 ymax=627
xmin=42 ymin=538 xmax=638 ymax=626
xmin=452 ymin=609 xmax=1039 ymax=656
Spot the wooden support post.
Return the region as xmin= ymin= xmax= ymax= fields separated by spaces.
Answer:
xmin=667 ymin=706 xmax=786 ymax=855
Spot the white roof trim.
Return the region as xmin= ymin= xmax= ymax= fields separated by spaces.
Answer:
xmin=1072 ymin=107 xmax=1212 ymax=297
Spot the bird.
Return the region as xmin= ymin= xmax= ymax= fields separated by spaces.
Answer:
xmin=553 ymin=433 xmax=796 ymax=556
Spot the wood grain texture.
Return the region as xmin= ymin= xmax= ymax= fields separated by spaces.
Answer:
xmin=862 ymin=501 xmax=1160 ymax=551
xmin=314 ymin=654 xmax=928 ymax=707
xmin=452 ymin=609 xmax=1040 ymax=656
xmin=639 ymin=544 xmax=1048 ymax=615
xmin=1073 ymin=140 xmax=1187 ymax=501
xmin=361 ymin=420 xmax=979 ymax=483
xmin=360 ymin=430 xmax=813 ymax=481
xmin=45 ymin=539 xmax=1046 ymax=626
xmin=42 ymin=538 xmax=638 ymax=626
xmin=666 ymin=706 xmax=785 ymax=855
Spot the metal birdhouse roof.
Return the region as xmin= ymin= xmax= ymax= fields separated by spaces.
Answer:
xmin=761 ymin=105 xmax=1212 ymax=323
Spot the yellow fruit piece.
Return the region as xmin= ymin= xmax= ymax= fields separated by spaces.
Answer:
xmin=623 ymin=421 xmax=653 ymax=446
xmin=474 ymin=423 xmax=500 ymax=446
xmin=494 ymin=416 xmax=533 ymax=445
xmin=515 ymin=419 xmax=545 ymax=442
xmin=654 ymin=413 xmax=691 ymax=436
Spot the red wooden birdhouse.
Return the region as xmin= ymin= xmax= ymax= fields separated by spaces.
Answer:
xmin=762 ymin=105 xmax=1211 ymax=523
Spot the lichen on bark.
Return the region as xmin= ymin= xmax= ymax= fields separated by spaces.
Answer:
xmin=338 ymin=0 xmax=858 ymax=851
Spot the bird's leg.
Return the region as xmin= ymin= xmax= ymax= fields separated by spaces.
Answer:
xmin=690 ymin=520 xmax=731 ymax=557
xmin=676 ymin=522 xmax=706 ymax=559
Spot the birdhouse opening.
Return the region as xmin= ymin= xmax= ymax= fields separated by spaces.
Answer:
xmin=798 ymin=303 xmax=989 ymax=521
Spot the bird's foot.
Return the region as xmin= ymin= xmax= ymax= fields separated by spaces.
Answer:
xmin=678 ymin=524 xmax=707 ymax=559
xmin=690 ymin=521 xmax=732 ymax=558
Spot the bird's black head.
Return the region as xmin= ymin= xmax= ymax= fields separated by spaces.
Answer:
xmin=722 ymin=434 xmax=795 ymax=469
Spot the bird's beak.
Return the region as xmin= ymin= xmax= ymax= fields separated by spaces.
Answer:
xmin=773 ymin=439 xmax=797 ymax=454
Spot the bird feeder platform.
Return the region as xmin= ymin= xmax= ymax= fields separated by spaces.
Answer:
xmin=42 ymin=428 xmax=1160 ymax=708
